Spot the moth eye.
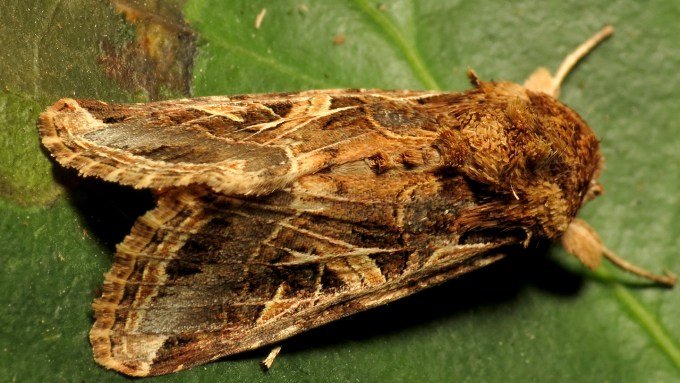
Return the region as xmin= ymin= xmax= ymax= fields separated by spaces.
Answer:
xmin=583 ymin=180 xmax=604 ymax=202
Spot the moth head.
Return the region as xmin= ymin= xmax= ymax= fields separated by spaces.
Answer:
xmin=437 ymin=82 xmax=603 ymax=238
xmin=451 ymin=26 xmax=617 ymax=239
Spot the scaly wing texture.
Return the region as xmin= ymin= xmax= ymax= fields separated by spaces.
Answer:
xmin=38 ymin=89 xmax=450 ymax=195
xmin=90 ymin=164 xmax=518 ymax=376
xmin=38 ymin=88 xmax=535 ymax=376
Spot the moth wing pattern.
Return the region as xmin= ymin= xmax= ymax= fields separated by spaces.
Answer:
xmin=39 ymin=83 xmax=609 ymax=376
xmin=90 ymin=162 xmax=516 ymax=376
xmin=39 ymin=84 xmax=600 ymax=376
xmin=40 ymin=88 xmax=526 ymax=376
xmin=38 ymin=89 xmax=445 ymax=195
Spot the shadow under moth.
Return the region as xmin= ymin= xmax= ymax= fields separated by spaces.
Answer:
xmin=38 ymin=26 xmax=675 ymax=376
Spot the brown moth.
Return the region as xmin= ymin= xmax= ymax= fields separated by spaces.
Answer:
xmin=38 ymin=26 xmax=674 ymax=376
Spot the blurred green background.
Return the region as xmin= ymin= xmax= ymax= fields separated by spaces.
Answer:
xmin=1 ymin=1 xmax=679 ymax=382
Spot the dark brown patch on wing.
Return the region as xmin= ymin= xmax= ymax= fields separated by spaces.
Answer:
xmin=330 ymin=95 xmax=368 ymax=109
xmin=265 ymin=101 xmax=294 ymax=118
xmin=368 ymin=101 xmax=437 ymax=136
xmin=189 ymin=107 xmax=281 ymax=138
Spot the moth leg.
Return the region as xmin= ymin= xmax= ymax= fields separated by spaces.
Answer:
xmin=260 ymin=346 xmax=282 ymax=371
xmin=524 ymin=25 xmax=614 ymax=98
xmin=562 ymin=219 xmax=676 ymax=286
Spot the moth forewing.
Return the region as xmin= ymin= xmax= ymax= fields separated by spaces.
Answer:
xmin=37 ymin=26 xmax=673 ymax=377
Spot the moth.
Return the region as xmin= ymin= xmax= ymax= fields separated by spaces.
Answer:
xmin=38 ymin=26 xmax=674 ymax=376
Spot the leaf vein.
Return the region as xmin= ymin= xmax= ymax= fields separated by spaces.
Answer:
xmin=203 ymin=32 xmax=335 ymax=89
xmin=598 ymin=267 xmax=680 ymax=373
xmin=351 ymin=0 xmax=441 ymax=90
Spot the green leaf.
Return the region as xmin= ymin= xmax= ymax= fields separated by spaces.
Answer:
xmin=0 ymin=0 xmax=132 ymax=205
xmin=0 ymin=0 xmax=194 ymax=205
xmin=0 ymin=91 xmax=62 ymax=205
xmin=2 ymin=1 xmax=680 ymax=382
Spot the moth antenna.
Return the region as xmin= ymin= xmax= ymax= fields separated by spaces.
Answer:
xmin=524 ymin=25 xmax=614 ymax=97
xmin=602 ymin=247 xmax=677 ymax=287
xmin=553 ymin=25 xmax=614 ymax=91
xmin=467 ymin=67 xmax=482 ymax=87
xmin=562 ymin=219 xmax=676 ymax=287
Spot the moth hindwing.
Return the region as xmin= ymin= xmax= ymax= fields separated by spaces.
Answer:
xmin=37 ymin=26 xmax=673 ymax=377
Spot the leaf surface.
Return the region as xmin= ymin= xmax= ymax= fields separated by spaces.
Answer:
xmin=1 ymin=1 xmax=679 ymax=382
